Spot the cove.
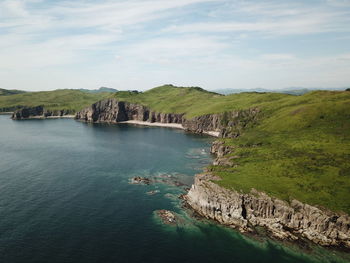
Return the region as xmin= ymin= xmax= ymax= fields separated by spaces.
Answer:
xmin=0 ymin=116 xmax=347 ymax=263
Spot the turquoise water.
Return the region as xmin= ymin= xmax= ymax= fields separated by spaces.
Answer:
xmin=0 ymin=116 xmax=347 ymax=263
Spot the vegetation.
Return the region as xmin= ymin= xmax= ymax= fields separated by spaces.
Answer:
xmin=211 ymin=91 xmax=350 ymax=214
xmin=113 ymin=84 xmax=223 ymax=118
xmin=0 ymin=88 xmax=26 ymax=96
xmin=79 ymin=87 xmax=118 ymax=93
xmin=2 ymin=84 xmax=350 ymax=214
xmin=0 ymin=89 xmax=111 ymax=113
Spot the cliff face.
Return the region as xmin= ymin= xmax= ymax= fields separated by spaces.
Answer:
xmin=75 ymin=98 xmax=261 ymax=137
xmin=11 ymin=106 xmax=72 ymax=119
xmin=185 ymin=148 xmax=350 ymax=249
xmin=75 ymin=98 xmax=184 ymax=124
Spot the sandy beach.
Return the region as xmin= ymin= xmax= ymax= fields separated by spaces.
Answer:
xmin=119 ymin=120 xmax=184 ymax=129
xmin=119 ymin=120 xmax=220 ymax=137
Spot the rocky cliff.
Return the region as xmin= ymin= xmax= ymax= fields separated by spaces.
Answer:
xmin=185 ymin=144 xmax=350 ymax=249
xmin=75 ymin=98 xmax=185 ymax=124
xmin=75 ymin=98 xmax=261 ymax=137
xmin=12 ymin=106 xmax=73 ymax=119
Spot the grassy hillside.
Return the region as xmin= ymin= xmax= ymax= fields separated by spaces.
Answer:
xmin=0 ymin=89 xmax=111 ymax=113
xmin=114 ymin=84 xmax=223 ymax=118
xmin=117 ymin=85 xmax=350 ymax=214
xmin=0 ymin=88 xmax=26 ymax=96
xmin=210 ymin=91 xmax=350 ymax=214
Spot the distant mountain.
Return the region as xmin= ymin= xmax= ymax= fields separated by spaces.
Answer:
xmin=212 ymin=87 xmax=349 ymax=96
xmin=0 ymin=88 xmax=26 ymax=96
xmin=79 ymin=87 xmax=118 ymax=93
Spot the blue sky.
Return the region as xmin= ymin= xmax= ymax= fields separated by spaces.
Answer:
xmin=1 ymin=0 xmax=350 ymax=91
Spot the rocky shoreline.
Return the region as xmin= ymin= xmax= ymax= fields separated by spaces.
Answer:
xmin=184 ymin=144 xmax=350 ymax=250
xmin=74 ymin=98 xmax=223 ymax=136
xmin=11 ymin=106 xmax=74 ymax=120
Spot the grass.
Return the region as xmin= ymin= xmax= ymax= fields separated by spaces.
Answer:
xmin=211 ymin=91 xmax=350 ymax=214
xmin=0 ymin=89 xmax=111 ymax=113
xmin=0 ymin=88 xmax=26 ymax=96
xmin=2 ymin=84 xmax=350 ymax=214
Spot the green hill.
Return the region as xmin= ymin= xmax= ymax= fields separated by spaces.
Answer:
xmin=0 ymin=88 xmax=26 ymax=96
xmin=0 ymin=89 xmax=112 ymax=113
xmin=212 ymin=90 xmax=350 ymax=214
xmin=79 ymin=87 xmax=118 ymax=93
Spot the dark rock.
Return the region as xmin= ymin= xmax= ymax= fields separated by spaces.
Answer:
xmin=130 ymin=177 xmax=152 ymax=185
xmin=12 ymin=106 xmax=44 ymax=119
xmin=12 ymin=106 xmax=73 ymax=119
xmin=75 ymin=98 xmax=184 ymax=124
xmin=156 ymin=210 xmax=177 ymax=225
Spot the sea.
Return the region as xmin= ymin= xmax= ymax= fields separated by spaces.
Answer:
xmin=0 ymin=115 xmax=348 ymax=263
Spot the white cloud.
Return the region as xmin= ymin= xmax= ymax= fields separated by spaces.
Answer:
xmin=164 ymin=13 xmax=350 ymax=36
xmin=260 ymin=54 xmax=296 ymax=61
xmin=0 ymin=0 xmax=349 ymax=91
xmin=116 ymin=36 xmax=229 ymax=65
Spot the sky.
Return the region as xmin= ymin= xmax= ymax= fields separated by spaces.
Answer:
xmin=1 ymin=0 xmax=350 ymax=91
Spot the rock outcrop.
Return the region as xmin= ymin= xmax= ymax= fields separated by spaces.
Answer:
xmin=11 ymin=106 xmax=73 ymax=119
xmin=75 ymin=98 xmax=261 ymax=137
xmin=185 ymin=157 xmax=350 ymax=249
xmin=186 ymin=138 xmax=350 ymax=249
xmin=75 ymin=98 xmax=185 ymax=124
xmin=182 ymin=114 xmax=222 ymax=134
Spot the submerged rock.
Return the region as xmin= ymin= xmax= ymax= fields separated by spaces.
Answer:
xmin=130 ymin=177 xmax=152 ymax=185
xmin=146 ymin=190 xmax=160 ymax=195
xmin=156 ymin=210 xmax=177 ymax=226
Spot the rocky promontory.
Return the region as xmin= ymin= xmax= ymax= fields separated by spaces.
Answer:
xmin=185 ymin=146 xmax=350 ymax=249
xmin=12 ymin=106 xmax=73 ymax=119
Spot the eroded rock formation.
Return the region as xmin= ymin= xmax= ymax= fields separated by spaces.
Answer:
xmin=74 ymin=98 xmax=260 ymax=137
xmin=12 ymin=106 xmax=72 ymax=119
xmin=75 ymin=98 xmax=185 ymax=124
xmin=185 ymin=145 xmax=350 ymax=249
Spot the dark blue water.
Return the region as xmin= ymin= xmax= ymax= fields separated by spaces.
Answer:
xmin=0 ymin=116 xmax=347 ymax=263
